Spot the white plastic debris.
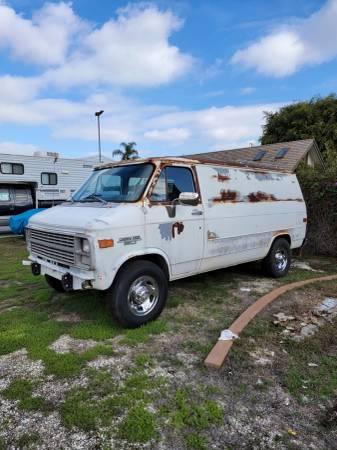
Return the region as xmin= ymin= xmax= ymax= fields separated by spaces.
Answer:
xmin=22 ymin=260 xmax=32 ymax=266
xmin=292 ymin=261 xmax=323 ymax=272
xmin=240 ymin=287 xmax=251 ymax=292
xmin=218 ymin=329 xmax=239 ymax=341
xmin=316 ymin=297 xmax=337 ymax=313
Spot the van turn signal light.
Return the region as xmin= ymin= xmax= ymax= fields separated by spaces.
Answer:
xmin=98 ymin=239 xmax=114 ymax=249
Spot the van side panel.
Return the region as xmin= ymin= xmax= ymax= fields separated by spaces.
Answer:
xmin=196 ymin=165 xmax=306 ymax=272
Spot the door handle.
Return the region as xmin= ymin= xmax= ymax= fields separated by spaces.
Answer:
xmin=191 ymin=210 xmax=203 ymax=216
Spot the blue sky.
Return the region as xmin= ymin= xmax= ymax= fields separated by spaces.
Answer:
xmin=0 ymin=0 xmax=335 ymax=159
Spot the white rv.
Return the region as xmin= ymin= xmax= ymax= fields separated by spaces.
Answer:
xmin=25 ymin=157 xmax=307 ymax=327
xmin=0 ymin=151 xmax=109 ymax=228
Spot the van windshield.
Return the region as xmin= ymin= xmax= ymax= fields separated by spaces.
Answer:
xmin=72 ymin=163 xmax=154 ymax=203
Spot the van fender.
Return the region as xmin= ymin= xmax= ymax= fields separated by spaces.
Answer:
xmin=109 ymin=247 xmax=172 ymax=285
xmin=265 ymin=231 xmax=291 ymax=257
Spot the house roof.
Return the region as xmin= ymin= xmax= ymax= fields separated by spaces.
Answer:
xmin=184 ymin=139 xmax=324 ymax=173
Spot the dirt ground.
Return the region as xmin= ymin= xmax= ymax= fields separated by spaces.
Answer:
xmin=0 ymin=237 xmax=337 ymax=450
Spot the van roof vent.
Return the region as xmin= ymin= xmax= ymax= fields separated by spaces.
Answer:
xmin=275 ymin=147 xmax=289 ymax=159
xmin=252 ymin=150 xmax=266 ymax=161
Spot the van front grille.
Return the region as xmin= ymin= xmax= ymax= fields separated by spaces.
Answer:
xmin=29 ymin=229 xmax=75 ymax=266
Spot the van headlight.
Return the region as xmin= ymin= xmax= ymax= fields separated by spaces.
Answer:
xmin=81 ymin=239 xmax=90 ymax=253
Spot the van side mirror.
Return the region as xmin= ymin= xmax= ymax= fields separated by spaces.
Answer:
xmin=179 ymin=192 xmax=199 ymax=206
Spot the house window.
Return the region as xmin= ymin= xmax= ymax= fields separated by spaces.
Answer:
xmin=150 ymin=167 xmax=196 ymax=202
xmin=41 ymin=172 xmax=58 ymax=185
xmin=0 ymin=162 xmax=24 ymax=175
xmin=275 ymin=147 xmax=289 ymax=159
xmin=253 ymin=150 xmax=266 ymax=161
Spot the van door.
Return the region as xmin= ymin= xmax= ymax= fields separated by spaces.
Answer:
xmin=145 ymin=166 xmax=204 ymax=277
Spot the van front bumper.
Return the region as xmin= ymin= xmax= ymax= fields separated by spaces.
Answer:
xmin=28 ymin=256 xmax=95 ymax=290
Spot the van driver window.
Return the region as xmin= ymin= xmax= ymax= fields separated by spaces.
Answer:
xmin=150 ymin=167 xmax=195 ymax=202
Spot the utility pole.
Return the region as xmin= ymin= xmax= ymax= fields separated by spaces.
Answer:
xmin=95 ymin=110 xmax=104 ymax=163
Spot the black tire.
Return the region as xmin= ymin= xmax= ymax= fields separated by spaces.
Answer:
xmin=45 ymin=274 xmax=65 ymax=293
xmin=262 ymin=238 xmax=291 ymax=278
xmin=106 ymin=260 xmax=168 ymax=328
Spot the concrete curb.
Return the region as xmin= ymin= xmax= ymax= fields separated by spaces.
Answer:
xmin=204 ymin=274 xmax=337 ymax=369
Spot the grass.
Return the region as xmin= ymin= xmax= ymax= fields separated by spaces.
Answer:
xmin=3 ymin=379 xmax=50 ymax=412
xmin=117 ymin=403 xmax=156 ymax=442
xmin=1 ymin=237 xmax=337 ymax=448
xmin=284 ymin=321 xmax=337 ymax=400
xmin=0 ymin=239 xmax=169 ymax=377
xmin=61 ymin=365 xmax=165 ymax=437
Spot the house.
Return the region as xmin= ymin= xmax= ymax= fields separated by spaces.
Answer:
xmin=185 ymin=139 xmax=324 ymax=173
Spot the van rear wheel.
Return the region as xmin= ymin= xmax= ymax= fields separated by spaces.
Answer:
xmin=107 ymin=260 xmax=168 ymax=328
xmin=262 ymin=238 xmax=291 ymax=278
xmin=45 ymin=274 xmax=65 ymax=293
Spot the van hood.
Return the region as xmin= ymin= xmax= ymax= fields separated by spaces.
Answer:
xmin=28 ymin=202 xmax=144 ymax=233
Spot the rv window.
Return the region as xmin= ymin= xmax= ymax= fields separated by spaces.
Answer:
xmin=150 ymin=167 xmax=196 ymax=202
xmin=14 ymin=189 xmax=28 ymax=202
xmin=0 ymin=163 xmax=24 ymax=175
xmin=0 ymin=188 xmax=10 ymax=201
xmin=41 ymin=172 xmax=58 ymax=185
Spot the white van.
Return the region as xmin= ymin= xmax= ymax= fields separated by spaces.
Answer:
xmin=26 ymin=157 xmax=307 ymax=327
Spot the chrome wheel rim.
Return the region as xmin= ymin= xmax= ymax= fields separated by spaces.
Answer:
xmin=275 ymin=249 xmax=288 ymax=271
xmin=127 ymin=276 xmax=159 ymax=317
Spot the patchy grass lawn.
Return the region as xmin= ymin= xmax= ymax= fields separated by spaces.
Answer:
xmin=0 ymin=237 xmax=336 ymax=449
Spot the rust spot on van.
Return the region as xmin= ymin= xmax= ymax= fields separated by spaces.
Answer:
xmin=207 ymin=230 xmax=219 ymax=240
xmin=248 ymin=191 xmax=277 ymax=202
xmin=213 ymin=190 xmax=238 ymax=203
xmin=172 ymin=221 xmax=184 ymax=238
xmin=214 ymin=174 xmax=231 ymax=182
xmin=273 ymin=229 xmax=289 ymax=236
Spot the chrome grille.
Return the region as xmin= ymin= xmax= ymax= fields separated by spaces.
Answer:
xmin=29 ymin=229 xmax=75 ymax=266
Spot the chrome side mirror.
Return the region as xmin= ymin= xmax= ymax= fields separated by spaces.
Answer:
xmin=178 ymin=192 xmax=199 ymax=206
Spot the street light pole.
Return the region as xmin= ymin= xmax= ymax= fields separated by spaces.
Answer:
xmin=95 ymin=110 xmax=104 ymax=163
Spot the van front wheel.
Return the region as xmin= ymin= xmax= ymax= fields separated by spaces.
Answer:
xmin=107 ymin=260 xmax=168 ymax=328
xmin=262 ymin=238 xmax=291 ymax=278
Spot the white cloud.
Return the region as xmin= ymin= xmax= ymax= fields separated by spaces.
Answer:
xmin=231 ymin=0 xmax=337 ymax=77
xmin=144 ymin=127 xmax=190 ymax=142
xmin=0 ymin=141 xmax=48 ymax=155
xmin=0 ymin=3 xmax=192 ymax=87
xmin=0 ymin=2 xmax=86 ymax=65
xmin=44 ymin=4 xmax=193 ymax=88
xmin=240 ymin=86 xmax=256 ymax=95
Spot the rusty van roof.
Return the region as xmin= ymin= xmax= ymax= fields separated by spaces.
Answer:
xmin=94 ymin=156 xmax=291 ymax=173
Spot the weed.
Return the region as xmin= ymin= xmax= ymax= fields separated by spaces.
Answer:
xmin=121 ymin=319 xmax=168 ymax=345
xmin=186 ymin=433 xmax=208 ymax=450
xmin=3 ymin=379 xmax=49 ymax=412
xmin=17 ymin=433 xmax=40 ymax=448
xmin=117 ymin=403 xmax=156 ymax=442
xmin=170 ymin=388 xmax=223 ymax=430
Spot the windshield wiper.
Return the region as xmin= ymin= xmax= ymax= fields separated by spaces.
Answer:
xmin=79 ymin=194 xmax=108 ymax=204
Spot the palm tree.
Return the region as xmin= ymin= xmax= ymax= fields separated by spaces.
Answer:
xmin=112 ymin=142 xmax=139 ymax=160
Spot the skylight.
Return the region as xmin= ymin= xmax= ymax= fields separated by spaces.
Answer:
xmin=252 ymin=150 xmax=266 ymax=161
xmin=275 ymin=147 xmax=289 ymax=159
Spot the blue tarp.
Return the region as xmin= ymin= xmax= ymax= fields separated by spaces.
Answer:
xmin=9 ymin=208 xmax=46 ymax=235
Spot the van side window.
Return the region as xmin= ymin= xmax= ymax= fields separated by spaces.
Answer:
xmin=150 ymin=167 xmax=196 ymax=202
xmin=0 ymin=188 xmax=10 ymax=201
xmin=0 ymin=163 xmax=24 ymax=175
xmin=41 ymin=172 xmax=58 ymax=185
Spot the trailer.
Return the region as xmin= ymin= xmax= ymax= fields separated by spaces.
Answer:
xmin=0 ymin=151 xmax=111 ymax=228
